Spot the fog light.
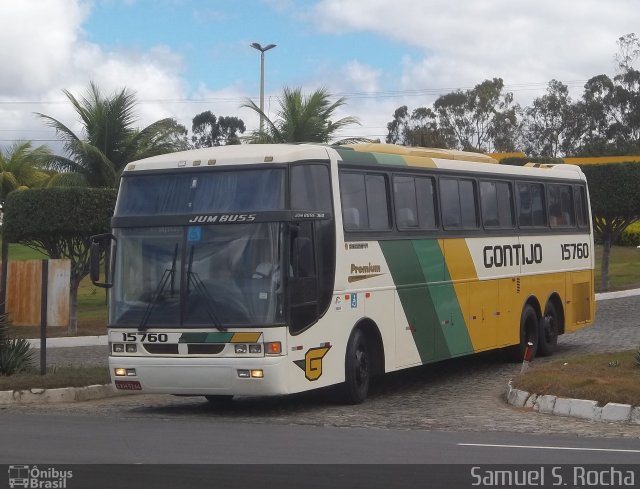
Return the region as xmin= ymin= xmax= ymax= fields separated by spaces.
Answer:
xmin=126 ymin=344 xmax=137 ymax=353
xmin=114 ymin=368 xmax=127 ymax=376
xmin=265 ymin=342 xmax=281 ymax=355
xmin=113 ymin=344 xmax=125 ymax=353
xmin=235 ymin=344 xmax=247 ymax=354
xmin=249 ymin=344 xmax=262 ymax=354
xmin=250 ymin=369 xmax=264 ymax=378
xmin=126 ymin=368 xmax=137 ymax=376
xmin=237 ymin=369 xmax=250 ymax=378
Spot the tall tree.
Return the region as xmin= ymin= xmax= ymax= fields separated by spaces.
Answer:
xmin=521 ymin=80 xmax=581 ymax=157
xmin=577 ymin=34 xmax=640 ymax=156
xmin=242 ymin=87 xmax=362 ymax=144
xmin=191 ymin=111 xmax=246 ymax=148
xmin=386 ymin=106 xmax=452 ymax=148
xmin=36 ymin=82 xmax=189 ymax=188
xmin=579 ymin=162 xmax=640 ymax=291
xmin=0 ymin=141 xmax=52 ymax=206
xmin=433 ymin=78 xmax=518 ymax=152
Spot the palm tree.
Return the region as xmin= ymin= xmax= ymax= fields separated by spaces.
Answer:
xmin=0 ymin=141 xmax=52 ymax=206
xmin=242 ymin=87 xmax=364 ymax=144
xmin=36 ymin=81 xmax=189 ymax=188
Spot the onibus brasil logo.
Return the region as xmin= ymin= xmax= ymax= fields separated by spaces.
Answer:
xmin=8 ymin=465 xmax=73 ymax=488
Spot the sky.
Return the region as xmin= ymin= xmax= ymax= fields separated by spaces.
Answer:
xmin=1 ymin=0 xmax=639 ymax=151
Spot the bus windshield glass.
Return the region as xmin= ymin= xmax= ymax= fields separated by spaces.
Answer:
xmin=110 ymin=223 xmax=284 ymax=327
xmin=115 ymin=168 xmax=285 ymax=216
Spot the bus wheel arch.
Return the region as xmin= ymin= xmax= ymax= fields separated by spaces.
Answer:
xmin=341 ymin=318 xmax=385 ymax=404
xmin=538 ymin=293 xmax=563 ymax=357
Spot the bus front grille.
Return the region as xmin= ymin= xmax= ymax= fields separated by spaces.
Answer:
xmin=187 ymin=344 xmax=225 ymax=355
xmin=143 ymin=344 xmax=179 ymax=355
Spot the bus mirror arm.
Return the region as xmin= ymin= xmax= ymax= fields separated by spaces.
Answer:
xmin=90 ymin=233 xmax=116 ymax=288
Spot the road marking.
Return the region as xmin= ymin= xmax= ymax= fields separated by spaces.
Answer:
xmin=458 ymin=443 xmax=640 ymax=453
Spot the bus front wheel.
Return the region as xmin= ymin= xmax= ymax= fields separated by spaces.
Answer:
xmin=204 ymin=395 xmax=234 ymax=406
xmin=341 ymin=329 xmax=371 ymax=404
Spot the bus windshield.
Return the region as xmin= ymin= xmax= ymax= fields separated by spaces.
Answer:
xmin=110 ymin=222 xmax=284 ymax=328
xmin=115 ymin=168 xmax=285 ymax=216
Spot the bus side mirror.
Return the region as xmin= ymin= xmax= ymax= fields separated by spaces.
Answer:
xmin=291 ymin=236 xmax=315 ymax=278
xmin=90 ymin=233 xmax=116 ymax=288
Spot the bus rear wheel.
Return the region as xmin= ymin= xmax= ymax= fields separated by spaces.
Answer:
xmin=506 ymin=304 xmax=539 ymax=362
xmin=341 ymin=329 xmax=371 ymax=404
xmin=537 ymin=302 xmax=559 ymax=356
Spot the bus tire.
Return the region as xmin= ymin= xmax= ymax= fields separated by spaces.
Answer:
xmin=204 ymin=395 xmax=234 ymax=406
xmin=341 ymin=328 xmax=371 ymax=404
xmin=537 ymin=302 xmax=559 ymax=357
xmin=506 ymin=304 xmax=539 ymax=362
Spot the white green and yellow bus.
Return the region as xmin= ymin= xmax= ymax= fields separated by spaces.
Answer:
xmin=91 ymin=143 xmax=595 ymax=404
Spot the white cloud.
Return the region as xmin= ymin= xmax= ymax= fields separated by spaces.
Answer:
xmin=0 ymin=0 xmax=242 ymax=150
xmin=312 ymin=0 xmax=640 ymax=107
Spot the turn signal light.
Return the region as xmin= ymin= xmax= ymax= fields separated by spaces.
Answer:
xmin=265 ymin=342 xmax=281 ymax=355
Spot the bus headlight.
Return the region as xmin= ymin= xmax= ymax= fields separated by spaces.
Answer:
xmin=113 ymin=344 xmax=125 ymax=353
xmin=235 ymin=344 xmax=247 ymax=354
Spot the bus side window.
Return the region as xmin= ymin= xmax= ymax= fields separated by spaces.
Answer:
xmin=440 ymin=178 xmax=478 ymax=230
xmin=548 ymin=184 xmax=575 ymax=228
xmin=518 ymin=183 xmax=546 ymax=227
xmin=575 ymin=186 xmax=589 ymax=228
xmin=340 ymin=172 xmax=390 ymax=231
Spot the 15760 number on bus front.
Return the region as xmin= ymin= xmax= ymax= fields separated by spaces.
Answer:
xmin=560 ymin=243 xmax=589 ymax=260
xmin=121 ymin=333 xmax=169 ymax=342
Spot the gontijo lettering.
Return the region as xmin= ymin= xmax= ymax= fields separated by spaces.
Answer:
xmin=483 ymin=243 xmax=543 ymax=268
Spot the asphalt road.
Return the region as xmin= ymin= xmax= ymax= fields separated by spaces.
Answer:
xmin=1 ymin=411 xmax=639 ymax=465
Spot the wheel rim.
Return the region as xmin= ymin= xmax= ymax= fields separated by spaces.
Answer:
xmin=354 ymin=346 xmax=369 ymax=389
xmin=543 ymin=311 xmax=558 ymax=343
xmin=524 ymin=311 xmax=538 ymax=346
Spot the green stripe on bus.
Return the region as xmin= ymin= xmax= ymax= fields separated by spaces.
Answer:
xmin=335 ymin=148 xmax=407 ymax=167
xmin=380 ymin=240 xmax=474 ymax=362
xmin=380 ymin=240 xmax=446 ymax=362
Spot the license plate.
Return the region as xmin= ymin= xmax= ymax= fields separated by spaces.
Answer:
xmin=114 ymin=380 xmax=142 ymax=390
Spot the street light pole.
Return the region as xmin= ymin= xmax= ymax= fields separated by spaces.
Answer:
xmin=250 ymin=42 xmax=276 ymax=135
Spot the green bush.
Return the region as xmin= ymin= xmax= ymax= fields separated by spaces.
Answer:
xmin=3 ymin=187 xmax=116 ymax=242
xmin=616 ymin=221 xmax=640 ymax=246
xmin=0 ymin=309 xmax=35 ymax=375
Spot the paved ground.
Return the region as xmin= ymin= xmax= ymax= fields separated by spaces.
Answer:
xmin=11 ymin=295 xmax=640 ymax=439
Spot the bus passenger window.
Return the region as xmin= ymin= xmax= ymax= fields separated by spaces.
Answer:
xmin=575 ymin=186 xmax=589 ymax=228
xmin=548 ymin=184 xmax=575 ymax=227
xmin=340 ymin=172 xmax=390 ymax=231
xmin=440 ymin=178 xmax=478 ymax=230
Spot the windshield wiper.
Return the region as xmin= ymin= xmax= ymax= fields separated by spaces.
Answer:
xmin=186 ymin=245 xmax=226 ymax=332
xmin=139 ymin=243 xmax=178 ymax=331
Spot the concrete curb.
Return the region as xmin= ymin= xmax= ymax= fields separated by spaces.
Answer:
xmin=0 ymin=384 xmax=129 ymax=405
xmin=506 ymin=381 xmax=640 ymax=424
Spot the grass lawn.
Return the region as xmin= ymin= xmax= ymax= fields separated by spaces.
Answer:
xmin=0 ymin=366 xmax=110 ymax=391
xmin=512 ymin=350 xmax=640 ymax=407
xmin=594 ymin=244 xmax=640 ymax=292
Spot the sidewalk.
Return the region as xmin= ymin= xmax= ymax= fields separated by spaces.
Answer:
xmin=26 ymin=287 xmax=640 ymax=349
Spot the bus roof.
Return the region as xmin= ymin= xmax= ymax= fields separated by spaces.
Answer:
xmin=123 ymin=143 xmax=585 ymax=181
xmin=123 ymin=144 xmax=332 ymax=172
